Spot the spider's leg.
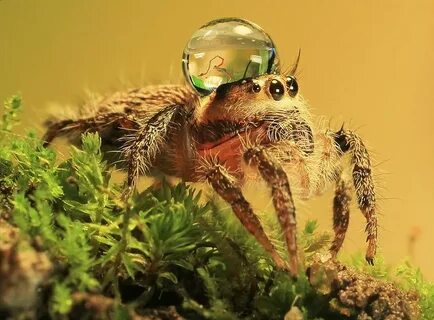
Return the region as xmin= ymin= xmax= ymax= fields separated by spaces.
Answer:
xmin=330 ymin=175 xmax=352 ymax=258
xmin=123 ymin=105 xmax=182 ymax=194
xmin=244 ymin=147 xmax=298 ymax=277
xmin=204 ymin=162 xmax=288 ymax=270
xmin=43 ymin=112 xmax=126 ymax=147
xmin=335 ymin=129 xmax=377 ymax=265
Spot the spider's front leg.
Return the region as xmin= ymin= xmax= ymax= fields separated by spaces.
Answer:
xmin=204 ymin=162 xmax=288 ymax=271
xmin=330 ymin=175 xmax=351 ymax=258
xmin=244 ymin=147 xmax=299 ymax=277
xmin=335 ymin=128 xmax=378 ymax=264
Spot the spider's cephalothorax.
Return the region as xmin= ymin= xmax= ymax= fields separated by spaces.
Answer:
xmin=43 ymin=18 xmax=378 ymax=277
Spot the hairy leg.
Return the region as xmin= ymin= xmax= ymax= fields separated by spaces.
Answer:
xmin=330 ymin=175 xmax=352 ymax=258
xmin=43 ymin=84 xmax=196 ymax=146
xmin=244 ymin=147 xmax=298 ymax=277
xmin=122 ymin=105 xmax=181 ymax=191
xmin=42 ymin=112 xmax=128 ymax=147
xmin=335 ymin=129 xmax=377 ymax=264
xmin=204 ymin=163 xmax=288 ymax=270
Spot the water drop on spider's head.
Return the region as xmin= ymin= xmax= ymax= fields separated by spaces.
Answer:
xmin=182 ymin=18 xmax=280 ymax=95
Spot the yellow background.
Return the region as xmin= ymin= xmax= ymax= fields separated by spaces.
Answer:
xmin=1 ymin=1 xmax=433 ymax=279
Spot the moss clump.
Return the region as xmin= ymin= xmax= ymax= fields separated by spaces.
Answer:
xmin=0 ymin=95 xmax=432 ymax=319
xmin=308 ymin=254 xmax=421 ymax=319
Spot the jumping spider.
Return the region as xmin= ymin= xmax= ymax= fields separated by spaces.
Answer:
xmin=42 ymin=75 xmax=378 ymax=277
xmin=43 ymin=26 xmax=378 ymax=279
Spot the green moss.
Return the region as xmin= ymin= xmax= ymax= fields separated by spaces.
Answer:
xmin=0 ymin=95 xmax=433 ymax=319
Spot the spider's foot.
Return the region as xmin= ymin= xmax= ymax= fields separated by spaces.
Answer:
xmin=365 ymin=241 xmax=376 ymax=266
xmin=289 ymin=256 xmax=299 ymax=279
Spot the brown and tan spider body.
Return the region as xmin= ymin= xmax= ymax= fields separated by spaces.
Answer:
xmin=43 ymin=72 xmax=378 ymax=277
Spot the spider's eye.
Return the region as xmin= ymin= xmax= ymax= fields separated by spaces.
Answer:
xmin=286 ymin=76 xmax=298 ymax=97
xmin=252 ymin=83 xmax=261 ymax=93
xmin=269 ymin=79 xmax=285 ymax=101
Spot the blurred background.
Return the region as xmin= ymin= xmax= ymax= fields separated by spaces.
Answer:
xmin=1 ymin=1 xmax=433 ymax=279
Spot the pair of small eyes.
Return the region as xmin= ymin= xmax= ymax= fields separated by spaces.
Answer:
xmin=252 ymin=76 xmax=298 ymax=100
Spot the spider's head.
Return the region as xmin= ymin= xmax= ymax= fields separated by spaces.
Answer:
xmin=194 ymin=73 xmax=314 ymax=164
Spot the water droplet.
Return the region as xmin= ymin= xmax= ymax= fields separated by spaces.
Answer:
xmin=182 ymin=18 xmax=280 ymax=95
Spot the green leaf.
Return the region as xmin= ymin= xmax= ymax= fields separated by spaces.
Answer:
xmin=121 ymin=253 xmax=142 ymax=279
xmin=157 ymin=271 xmax=178 ymax=285
xmin=51 ymin=282 xmax=73 ymax=315
xmin=1 ymin=95 xmax=21 ymax=133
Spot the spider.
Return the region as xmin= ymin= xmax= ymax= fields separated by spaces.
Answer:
xmin=42 ymin=21 xmax=378 ymax=278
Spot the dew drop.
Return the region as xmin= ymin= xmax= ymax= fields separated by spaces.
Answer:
xmin=182 ymin=18 xmax=280 ymax=95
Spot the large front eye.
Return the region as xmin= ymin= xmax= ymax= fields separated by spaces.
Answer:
xmin=286 ymin=76 xmax=298 ymax=97
xmin=269 ymin=79 xmax=285 ymax=101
